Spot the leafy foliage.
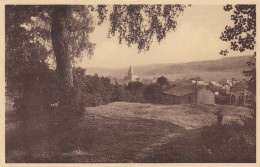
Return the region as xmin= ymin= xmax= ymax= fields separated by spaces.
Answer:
xmin=200 ymin=122 xmax=255 ymax=162
xmin=5 ymin=6 xmax=51 ymax=91
xmin=157 ymin=76 xmax=169 ymax=86
xmin=5 ymin=5 xmax=96 ymax=98
xmin=220 ymin=5 xmax=256 ymax=54
xmin=6 ymin=5 xmax=95 ymax=62
xmin=220 ymin=5 xmax=256 ymax=113
xmin=6 ymin=4 xmax=188 ymax=104
xmin=73 ymin=68 xmax=114 ymax=107
xmin=144 ymin=83 xmax=164 ymax=103
xmin=96 ymin=5 xmax=188 ymax=51
xmin=8 ymin=68 xmax=116 ymax=157
xmin=125 ymin=82 xmax=146 ymax=102
xmin=113 ymin=81 xmax=126 ymax=101
xmin=51 ymin=6 xmax=96 ymax=62
xmin=244 ymin=55 xmax=256 ymax=112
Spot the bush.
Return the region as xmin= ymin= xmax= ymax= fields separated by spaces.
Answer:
xmin=7 ymin=70 xmax=60 ymax=158
xmin=200 ymin=119 xmax=255 ymax=162
xmin=6 ymin=68 xmax=94 ymax=160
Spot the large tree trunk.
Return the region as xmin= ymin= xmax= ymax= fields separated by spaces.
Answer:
xmin=51 ymin=6 xmax=73 ymax=106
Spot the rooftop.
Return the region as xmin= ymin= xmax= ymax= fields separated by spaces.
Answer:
xmin=230 ymin=82 xmax=248 ymax=92
xmin=164 ymin=86 xmax=196 ymax=97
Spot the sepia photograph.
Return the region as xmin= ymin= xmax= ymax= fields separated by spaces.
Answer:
xmin=2 ymin=0 xmax=257 ymax=164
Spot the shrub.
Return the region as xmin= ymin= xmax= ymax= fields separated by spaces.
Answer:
xmin=200 ymin=119 xmax=255 ymax=162
xmin=7 ymin=68 xmax=105 ymax=160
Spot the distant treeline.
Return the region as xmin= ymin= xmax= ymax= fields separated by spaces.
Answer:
xmin=6 ymin=67 xmax=175 ymax=109
xmin=74 ymin=68 xmax=172 ymax=106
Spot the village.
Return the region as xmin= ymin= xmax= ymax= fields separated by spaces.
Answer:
xmin=115 ymin=65 xmax=249 ymax=106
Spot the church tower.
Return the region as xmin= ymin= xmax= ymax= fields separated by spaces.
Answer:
xmin=128 ymin=65 xmax=134 ymax=81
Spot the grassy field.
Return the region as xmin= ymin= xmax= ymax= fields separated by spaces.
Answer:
xmin=6 ymin=101 xmax=254 ymax=162
xmin=86 ymin=102 xmax=251 ymax=129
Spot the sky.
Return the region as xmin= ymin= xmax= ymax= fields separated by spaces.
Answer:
xmin=79 ymin=5 xmax=251 ymax=69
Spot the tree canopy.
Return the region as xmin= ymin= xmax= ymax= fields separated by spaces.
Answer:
xmin=157 ymin=76 xmax=169 ymax=86
xmin=220 ymin=4 xmax=256 ymax=112
xmin=220 ymin=5 xmax=256 ymax=55
xmin=6 ymin=4 xmax=188 ymax=67
xmin=5 ymin=4 xmax=189 ymax=112
xmin=6 ymin=5 xmax=188 ymax=95
xmin=96 ymin=5 xmax=188 ymax=51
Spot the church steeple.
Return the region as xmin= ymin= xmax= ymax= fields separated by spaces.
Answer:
xmin=128 ymin=65 xmax=133 ymax=80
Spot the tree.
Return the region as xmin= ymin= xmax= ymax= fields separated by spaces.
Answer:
xmin=73 ymin=69 xmax=114 ymax=107
xmin=6 ymin=5 xmax=95 ymax=106
xmin=157 ymin=76 xmax=169 ymax=86
xmin=51 ymin=6 xmax=96 ymax=106
xmin=113 ymin=81 xmax=126 ymax=101
xmin=220 ymin=5 xmax=256 ymax=113
xmin=6 ymin=5 xmax=188 ymax=109
xmin=125 ymin=82 xmax=145 ymax=102
xmin=144 ymin=83 xmax=164 ymax=103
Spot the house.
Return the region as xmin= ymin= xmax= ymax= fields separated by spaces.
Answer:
xmin=208 ymin=81 xmax=226 ymax=95
xmin=163 ymin=84 xmax=215 ymax=105
xmin=223 ymin=84 xmax=231 ymax=94
xmin=226 ymin=79 xmax=233 ymax=86
xmin=163 ymin=86 xmax=197 ymax=104
xmin=194 ymin=80 xmax=208 ymax=86
xmin=196 ymin=86 xmax=215 ymax=104
xmin=230 ymin=82 xmax=248 ymax=105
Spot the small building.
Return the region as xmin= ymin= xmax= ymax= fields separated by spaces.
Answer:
xmin=226 ymin=79 xmax=233 ymax=86
xmin=223 ymin=84 xmax=231 ymax=94
xmin=163 ymin=86 xmax=197 ymax=104
xmin=196 ymin=86 xmax=215 ymax=104
xmin=163 ymin=84 xmax=215 ymax=105
xmin=230 ymin=82 xmax=248 ymax=106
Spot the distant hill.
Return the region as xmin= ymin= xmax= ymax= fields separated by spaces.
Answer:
xmin=85 ymin=56 xmax=252 ymax=82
